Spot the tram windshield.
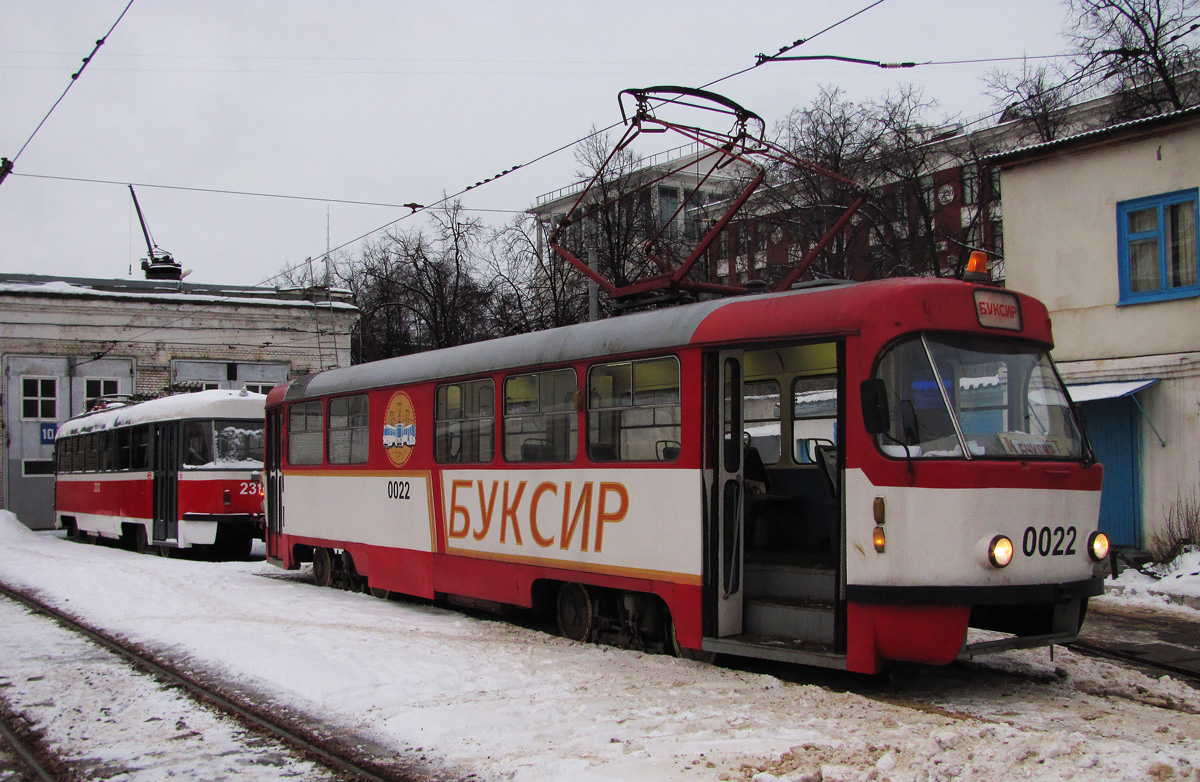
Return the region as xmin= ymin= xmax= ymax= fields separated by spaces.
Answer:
xmin=183 ymin=419 xmax=265 ymax=467
xmin=872 ymin=334 xmax=1084 ymax=460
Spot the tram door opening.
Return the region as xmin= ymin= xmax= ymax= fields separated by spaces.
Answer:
xmin=727 ymin=342 xmax=843 ymax=649
xmin=264 ymin=408 xmax=284 ymax=560
xmin=152 ymin=422 xmax=180 ymax=543
xmin=715 ymin=351 xmax=745 ymax=637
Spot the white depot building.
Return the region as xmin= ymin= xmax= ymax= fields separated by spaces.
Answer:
xmin=0 ymin=272 xmax=358 ymax=529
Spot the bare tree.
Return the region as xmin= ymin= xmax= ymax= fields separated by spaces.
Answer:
xmin=484 ymin=213 xmax=589 ymax=334
xmin=985 ymin=60 xmax=1075 ymax=142
xmin=1066 ymin=0 xmax=1200 ymax=118
xmin=322 ymin=202 xmax=495 ymax=362
xmin=760 ymin=85 xmax=997 ymax=283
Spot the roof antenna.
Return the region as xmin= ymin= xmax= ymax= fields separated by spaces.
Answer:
xmin=129 ymin=185 xmax=183 ymax=282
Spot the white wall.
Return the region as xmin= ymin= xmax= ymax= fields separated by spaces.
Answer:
xmin=1000 ymin=118 xmax=1200 ymax=549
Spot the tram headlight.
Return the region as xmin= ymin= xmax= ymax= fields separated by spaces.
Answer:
xmin=872 ymin=525 xmax=886 ymax=553
xmin=1088 ymin=531 xmax=1110 ymax=562
xmin=988 ymin=535 xmax=1014 ymax=568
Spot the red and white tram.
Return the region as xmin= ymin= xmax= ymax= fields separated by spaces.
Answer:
xmin=264 ymin=277 xmax=1108 ymax=673
xmin=55 ymin=390 xmax=266 ymax=559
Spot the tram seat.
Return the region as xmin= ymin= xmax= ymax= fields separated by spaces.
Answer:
xmin=744 ymin=445 xmax=771 ymax=494
xmin=521 ymin=441 xmax=557 ymax=462
xmin=588 ymin=443 xmax=618 ymax=462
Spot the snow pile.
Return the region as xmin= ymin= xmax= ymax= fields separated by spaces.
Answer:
xmin=1106 ymin=546 xmax=1200 ymax=610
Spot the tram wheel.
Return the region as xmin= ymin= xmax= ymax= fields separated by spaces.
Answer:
xmin=133 ymin=526 xmax=151 ymax=555
xmin=369 ymin=586 xmax=391 ymax=600
xmin=669 ymin=615 xmax=716 ymax=663
xmin=556 ymin=583 xmax=594 ymax=642
xmin=312 ymin=547 xmax=333 ymax=588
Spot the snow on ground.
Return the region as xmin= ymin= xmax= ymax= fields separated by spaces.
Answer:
xmin=1105 ymin=546 xmax=1200 ymax=611
xmin=1 ymin=510 xmax=1199 ymax=782
xmin=0 ymin=596 xmax=338 ymax=780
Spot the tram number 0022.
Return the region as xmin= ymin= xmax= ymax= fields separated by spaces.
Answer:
xmin=1021 ymin=526 xmax=1077 ymax=557
xmin=387 ymin=480 xmax=411 ymax=500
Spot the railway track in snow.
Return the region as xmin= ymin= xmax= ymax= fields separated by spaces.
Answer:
xmin=0 ymin=695 xmax=63 ymax=782
xmin=0 ymin=581 xmax=433 ymax=782
xmin=1067 ymin=638 xmax=1200 ymax=687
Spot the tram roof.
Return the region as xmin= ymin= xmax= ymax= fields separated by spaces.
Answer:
xmin=285 ymin=277 xmax=1050 ymax=401
xmin=58 ymin=390 xmax=267 ymax=438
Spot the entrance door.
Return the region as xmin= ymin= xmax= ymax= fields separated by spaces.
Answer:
xmin=152 ymin=423 xmax=179 ymax=543
xmin=265 ymin=408 xmax=284 ymax=560
xmin=1081 ymin=397 xmax=1141 ymax=548
xmin=715 ymin=351 xmax=745 ymax=637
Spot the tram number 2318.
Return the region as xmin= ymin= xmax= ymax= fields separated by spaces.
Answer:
xmin=1022 ymin=525 xmax=1077 ymax=557
xmin=387 ymin=480 xmax=411 ymax=500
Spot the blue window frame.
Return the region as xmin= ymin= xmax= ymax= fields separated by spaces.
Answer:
xmin=1117 ymin=189 xmax=1199 ymax=304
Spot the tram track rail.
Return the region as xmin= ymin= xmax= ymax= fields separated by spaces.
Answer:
xmin=0 ymin=581 xmax=432 ymax=782
xmin=1067 ymin=638 xmax=1200 ymax=687
xmin=0 ymin=695 xmax=66 ymax=782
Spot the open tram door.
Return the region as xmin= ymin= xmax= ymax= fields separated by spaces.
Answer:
xmin=264 ymin=407 xmax=284 ymax=562
xmin=151 ymin=422 xmax=179 ymax=545
xmin=713 ymin=350 xmax=746 ymax=637
xmin=703 ymin=341 xmax=847 ymax=667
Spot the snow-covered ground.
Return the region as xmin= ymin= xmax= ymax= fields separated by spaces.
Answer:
xmin=1 ymin=510 xmax=1198 ymax=782
xmin=1106 ymin=546 xmax=1200 ymax=609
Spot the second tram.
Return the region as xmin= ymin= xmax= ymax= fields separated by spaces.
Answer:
xmin=55 ymin=390 xmax=267 ymax=559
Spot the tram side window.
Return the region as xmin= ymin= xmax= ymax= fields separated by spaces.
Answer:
xmin=288 ymin=401 xmax=324 ymax=465
xmin=504 ymin=369 xmax=577 ymax=462
xmin=743 ymin=379 xmax=781 ymax=464
xmin=84 ymin=433 xmax=100 ymax=472
xmin=435 ymin=379 xmax=494 ymax=464
xmin=56 ymin=437 xmax=74 ymax=473
xmin=792 ymin=376 xmax=838 ymax=464
xmin=130 ymin=426 xmax=151 ymax=470
xmin=71 ymin=436 xmax=84 ymax=473
xmin=328 ymin=395 xmax=369 ymax=464
xmin=587 ymin=357 xmax=681 ymax=462
xmin=115 ymin=428 xmax=133 ymax=470
xmin=183 ymin=422 xmax=213 ymax=466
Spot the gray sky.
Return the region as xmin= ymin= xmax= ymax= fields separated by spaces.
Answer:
xmin=2 ymin=1 xmax=1070 ymax=288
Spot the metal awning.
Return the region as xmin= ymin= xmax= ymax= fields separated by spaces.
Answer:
xmin=1066 ymin=379 xmax=1165 ymax=447
xmin=1065 ymin=379 xmax=1159 ymax=404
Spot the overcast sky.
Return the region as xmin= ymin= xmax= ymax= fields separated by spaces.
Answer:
xmin=2 ymin=1 xmax=1071 ymax=288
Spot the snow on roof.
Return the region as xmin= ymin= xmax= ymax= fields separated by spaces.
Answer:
xmin=988 ymin=104 xmax=1200 ymax=166
xmin=0 ymin=279 xmax=357 ymax=312
xmin=58 ymin=390 xmax=266 ymax=437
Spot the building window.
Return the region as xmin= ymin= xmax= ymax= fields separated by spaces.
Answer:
xmin=435 ymin=379 xmax=494 ymax=464
xmin=327 ymin=395 xmax=369 ymax=464
xmin=21 ymin=377 xmax=57 ymax=420
xmin=1118 ymin=189 xmax=1199 ymax=303
xmin=85 ymin=378 xmax=119 ymax=401
xmin=23 ymin=459 xmax=55 ymax=477
xmin=244 ymin=383 xmax=274 ymax=395
xmin=503 ymin=369 xmax=577 ymax=462
xmin=288 ymin=401 xmax=324 ymax=465
xmin=587 ymin=357 xmax=680 ymax=462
